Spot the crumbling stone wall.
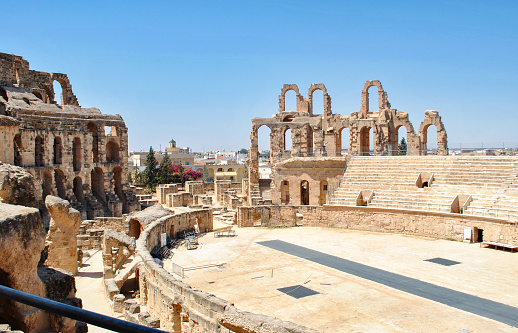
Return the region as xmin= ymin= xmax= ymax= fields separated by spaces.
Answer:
xmin=45 ymin=196 xmax=82 ymax=275
xmin=247 ymin=81 xmax=448 ymax=205
xmin=0 ymin=53 xmax=139 ymax=221
xmin=0 ymin=202 xmax=84 ymax=332
xmin=156 ymin=184 xmax=179 ymax=205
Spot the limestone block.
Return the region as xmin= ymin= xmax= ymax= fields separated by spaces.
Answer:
xmin=0 ymin=163 xmax=36 ymax=207
xmin=45 ymin=196 xmax=82 ymax=274
xmin=112 ymin=294 xmax=126 ymax=313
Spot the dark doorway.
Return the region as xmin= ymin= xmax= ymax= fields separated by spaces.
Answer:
xmin=300 ymin=180 xmax=309 ymax=205
xmin=477 ymin=228 xmax=484 ymax=242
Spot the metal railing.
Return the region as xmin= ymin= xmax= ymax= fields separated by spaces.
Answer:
xmin=0 ymin=285 xmax=165 ymax=333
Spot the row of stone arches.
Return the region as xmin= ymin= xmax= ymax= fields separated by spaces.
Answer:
xmin=40 ymin=166 xmax=124 ymax=205
xmin=256 ymin=119 xmax=443 ymax=157
xmin=279 ymin=83 xmax=331 ymax=115
xmin=13 ymin=132 xmax=120 ymax=168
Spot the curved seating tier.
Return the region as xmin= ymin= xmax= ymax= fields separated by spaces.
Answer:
xmin=328 ymin=156 xmax=518 ymax=221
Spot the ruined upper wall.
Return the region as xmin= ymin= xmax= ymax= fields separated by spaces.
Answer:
xmin=0 ymin=52 xmax=79 ymax=107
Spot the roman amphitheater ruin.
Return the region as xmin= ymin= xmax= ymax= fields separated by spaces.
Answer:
xmin=0 ymin=52 xmax=139 ymax=225
xmin=0 ymin=53 xmax=517 ymax=333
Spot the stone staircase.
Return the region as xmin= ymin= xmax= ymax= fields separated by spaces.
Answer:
xmin=328 ymin=155 xmax=518 ymax=220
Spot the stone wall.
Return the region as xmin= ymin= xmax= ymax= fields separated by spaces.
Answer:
xmin=156 ymin=184 xmax=179 ymax=205
xmin=237 ymin=205 xmax=518 ymax=245
xmin=185 ymin=181 xmax=204 ymax=195
xmin=167 ymin=192 xmax=193 ymax=207
xmin=135 ymin=213 xmax=316 ymax=333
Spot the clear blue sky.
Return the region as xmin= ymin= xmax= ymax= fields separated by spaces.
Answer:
xmin=3 ymin=0 xmax=517 ymax=152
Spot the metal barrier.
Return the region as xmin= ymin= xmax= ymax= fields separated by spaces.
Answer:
xmin=0 ymin=285 xmax=165 ymax=333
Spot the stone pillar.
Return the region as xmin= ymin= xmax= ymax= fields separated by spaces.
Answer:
xmin=45 ymin=195 xmax=82 ymax=275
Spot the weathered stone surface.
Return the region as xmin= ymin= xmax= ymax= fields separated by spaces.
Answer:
xmin=0 ymin=203 xmax=46 ymax=332
xmin=37 ymin=265 xmax=76 ymax=301
xmin=127 ymin=204 xmax=172 ymax=229
xmin=0 ymin=163 xmax=36 ymax=207
xmin=45 ymin=196 xmax=82 ymax=274
xmin=220 ymin=307 xmax=318 ymax=333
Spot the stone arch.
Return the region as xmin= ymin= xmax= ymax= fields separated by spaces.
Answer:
xmin=42 ymin=169 xmax=53 ymax=199
xmin=281 ymin=180 xmax=290 ymax=204
xmin=73 ymin=137 xmax=81 ymax=172
xmin=35 ymin=135 xmax=44 ymax=167
xmin=300 ymin=180 xmax=309 ymax=205
xmin=319 ymin=180 xmax=328 ymax=205
xmin=73 ymin=176 xmax=84 ymax=203
xmin=279 ymin=84 xmax=301 ymax=112
xmin=87 ymin=122 xmax=100 ymax=163
xmin=54 ymin=168 xmax=66 ymax=199
xmin=13 ymin=134 xmax=22 ymax=166
xmin=128 ymin=219 xmax=142 ymax=239
xmin=360 ymin=80 xmax=390 ymax=116
xmin=106 ymin=140 xmax=120 ymax=162
xmin=53 ymin=137 xmax=62 ymax=165
xmin=32 ymin=90 xmax=43 ymax=101
xmin=359 ymin=126 xmax=372 ymax=156
xmin=308 ymin=84 xmax=329 ymax=115
xmin=339 ymin=126 xmax=350 ymax=155
xmin=91 ymin=167 xmax=105 ymax=202
xmin=113 ymin=166 xmax=124 ymax=202
xmin=227 ymin=168 xmax=234 ymax=172
xmin=284 ymin=127 xmax=293 ymax=153
xmin=418 ymin=110 xmax=448 ymax=155
xmin=43 ymin=87 xmax=53 ymax=104
xmin=52 ymin=79 xmax=65 ymax=105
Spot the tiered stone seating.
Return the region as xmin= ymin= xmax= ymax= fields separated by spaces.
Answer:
xmin=328 ymin=156 xmax=518 ymax=221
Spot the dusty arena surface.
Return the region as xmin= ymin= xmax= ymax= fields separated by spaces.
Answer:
xmin=164 ymin=226 xmax=518 ymax=333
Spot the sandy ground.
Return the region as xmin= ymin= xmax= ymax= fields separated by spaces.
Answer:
xmin=75 ymin=250 xmax=124 ymax=333
xmin=163 ymin=226 xmax=518 ymax=333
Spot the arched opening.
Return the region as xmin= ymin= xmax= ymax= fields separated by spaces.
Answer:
xmin=73 ymin=176 xmax=84 ymax=203
xmin=88 ymin=123 xmax=99 ymax=163
xmin=53 ymin=80 xmax=63 ymax=105
xmin=217 ymin=167 xmax=223 ymax=172
xmin=340 ymin=127 xmax=350 ymax=155
xmin=208 ymin=168 xmax=215 ymax=181
xmin=35 ymin=135 xmax=44 ymax=167
xmin=43 ymin=87 xmax=53 ymax=104
xmin=113 ymin=167 xmax=123 ymax=201
xmin=42 ymin=169 xmax=53 ymax=200
xmin=54 ymin=169 xmax=66 ymax=199
xmin=397 ymin=126 xmax=408 ymax=155
xmin=300 ymin=180 xmax=309 ymax=205
xmin=13 ymin=134 xmax=22 ymax=166
xmin=32 ymin=91 xmax=43 ymax=101
xmin=304 ymin=125 xmax=314 ymax=156
xmin=281 ymin=180 xmax=290 ymax=205
xmin=311 ymin=89 xmax=324 ymax=115
xmin=285 ymin=90 xmax=297 ymax=111
xmin=0 ymin=88 xmax=7 ymax=116
xmin=73 ymin=137 xmax=81 ymax=171
xmin=368 ymin=86 xmax=379 ymax=113
xmin=284 ymin=128 xmax=292 ymax=155
xmin=319 ymin=180 xmax=328 ymax=205
xmin=91 ymin=167 xmax=105 ymax=202
xmin=257 ymin=125 xmax=271 ymax=157
xmin=359 ymin=126 xmax=372 ymax=156
xmin=227 ymin=168 xmax=234 ymax=172
xmin=424 ymin=125 xmax=438 ymax=155
xmin=282 ymin=115 xmax=294 ymax=122
xmin=106 ymin=141 xmax=120 ymax=162
xmin=128 ymin=219 xmax=141 ymax=239
xmin=53 ymin=137 xmax=62 ymax=164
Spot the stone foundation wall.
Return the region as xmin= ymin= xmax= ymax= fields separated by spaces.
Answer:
xmin=237 ymin=205 xmax=518 ymax=245
xmin=167 ymin=192 xmax=193 ymax=207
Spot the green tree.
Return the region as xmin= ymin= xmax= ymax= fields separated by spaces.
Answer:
xmin=158 ymin=153 xmax=173 ymax=184
xmin=398 ymin=137 xmax=407 ymax=155
xmin=144 ymin=146 xmax=158 ymax=188
xmin=239 ymin=148 xmax=248 ymax=155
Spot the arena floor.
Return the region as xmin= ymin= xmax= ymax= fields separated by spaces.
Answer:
xmin=164 ymin=226 xmax=518 ymax=333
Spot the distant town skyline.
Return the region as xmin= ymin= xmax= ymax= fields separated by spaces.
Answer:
xmin=3 ymin=1 xmax=517 ymax=152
